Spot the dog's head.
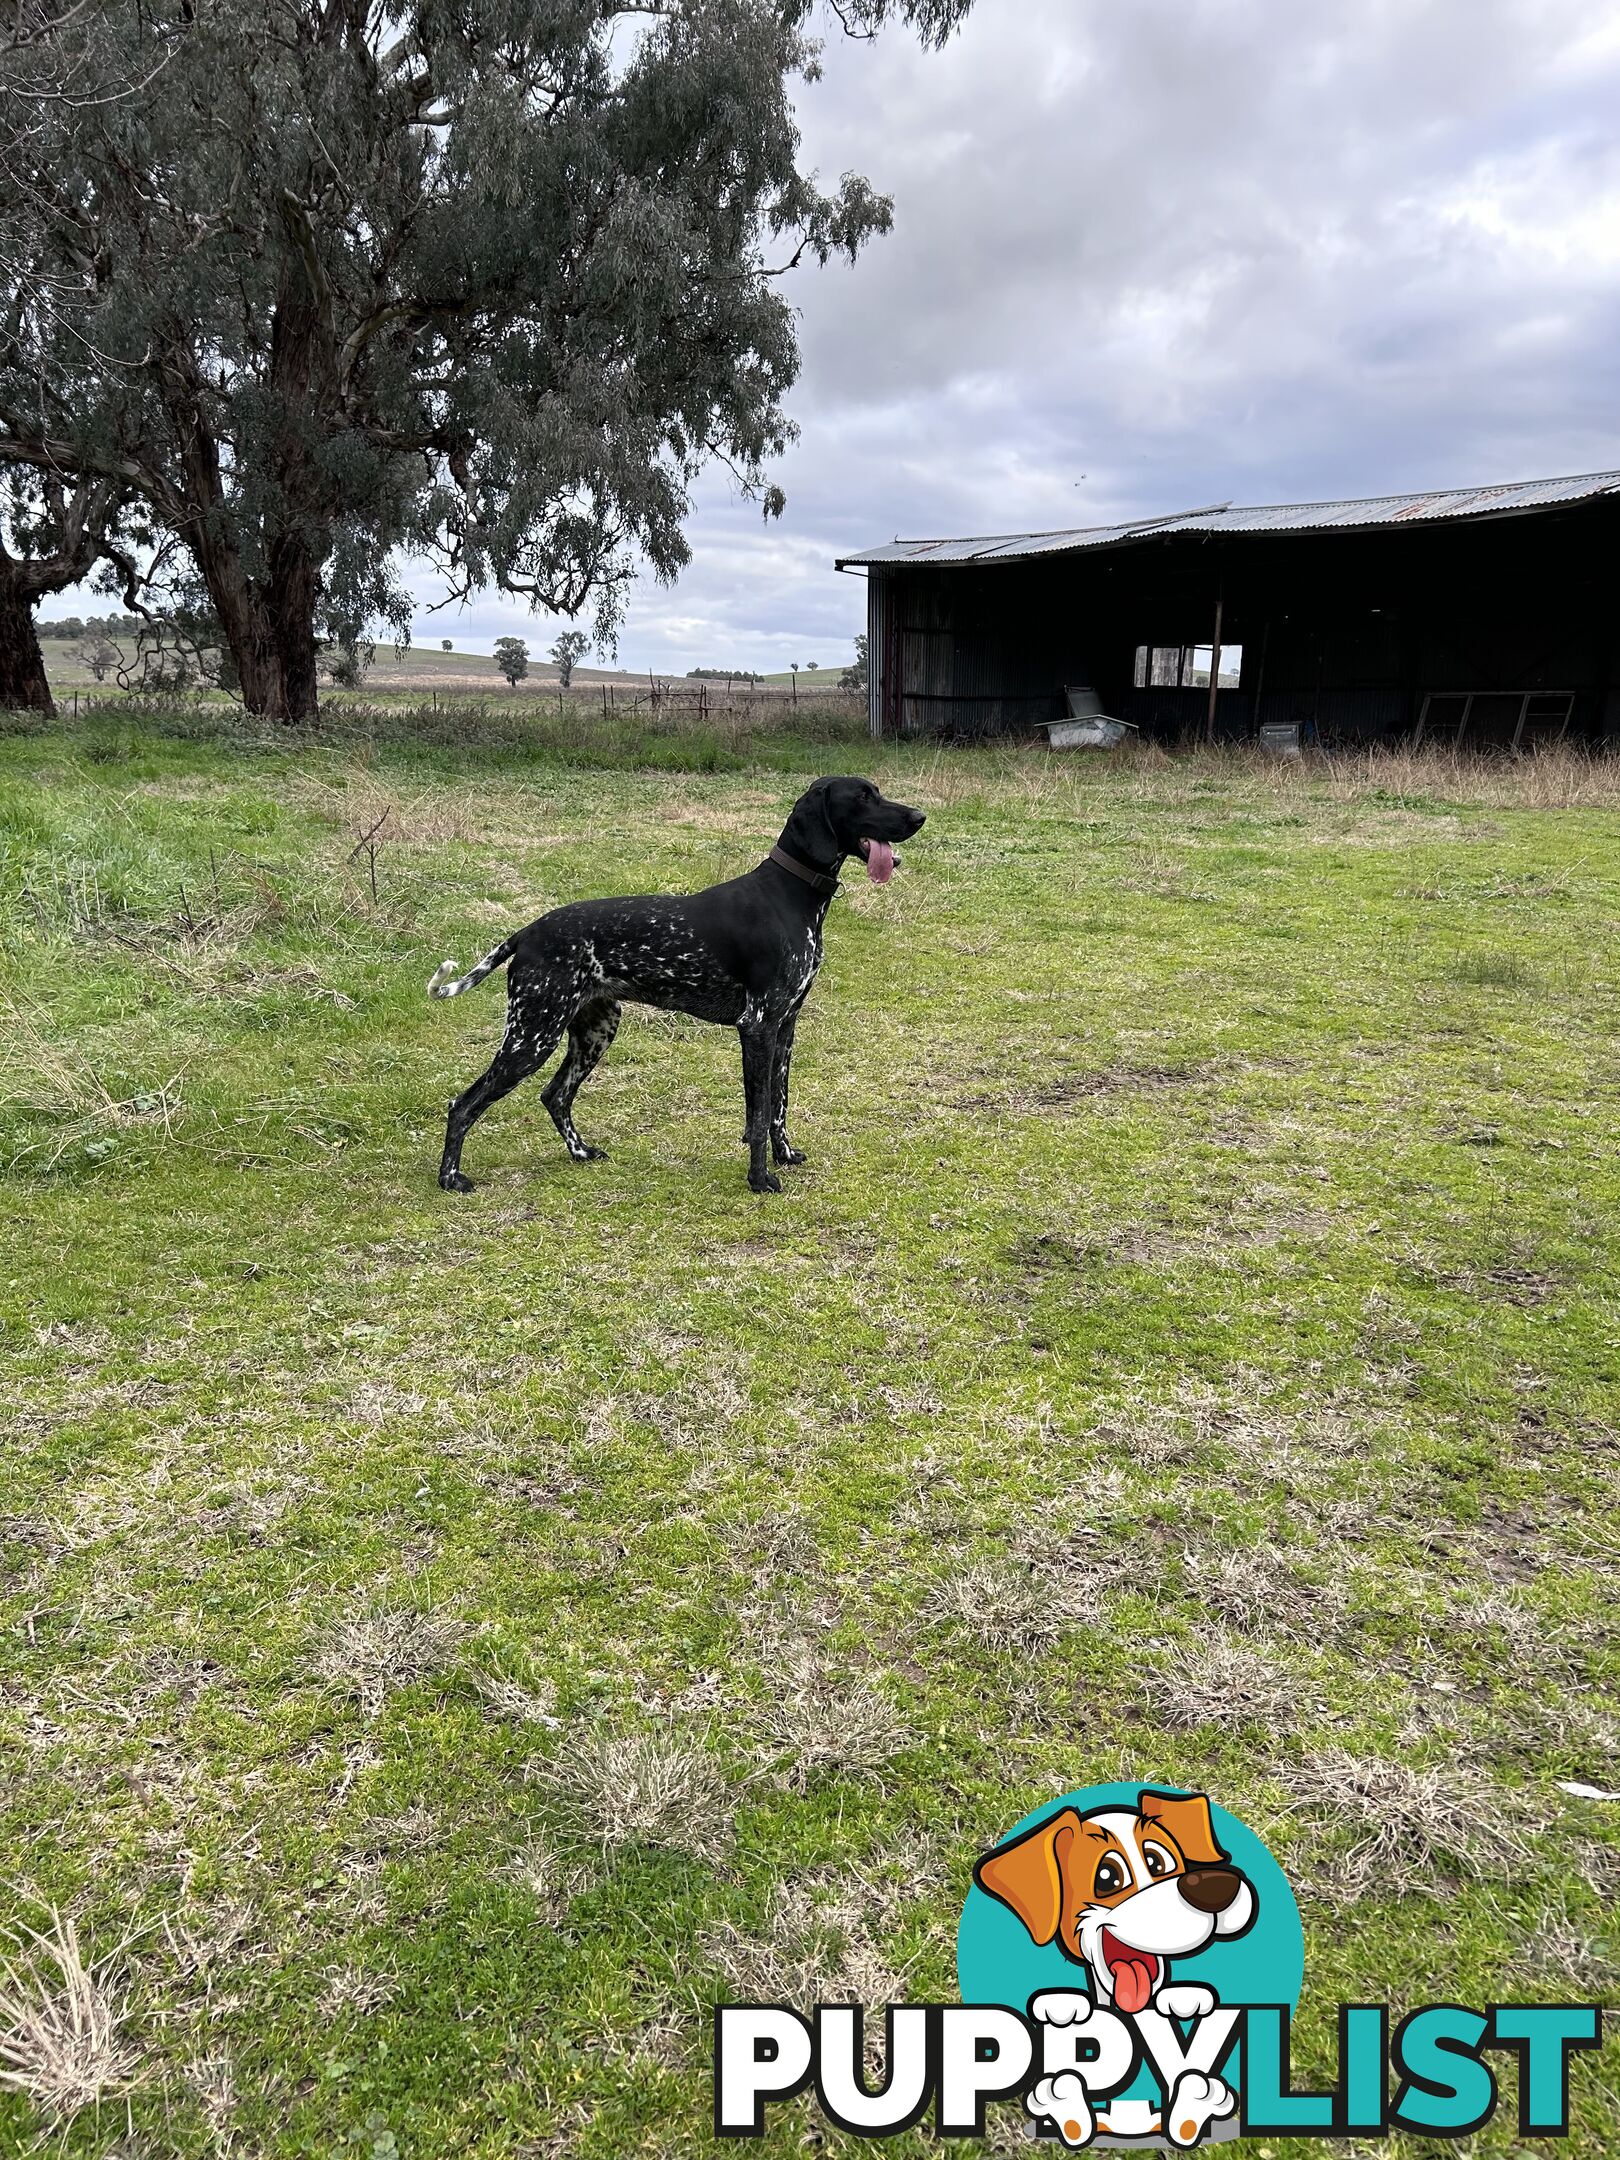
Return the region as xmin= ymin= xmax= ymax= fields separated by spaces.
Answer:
xmin=973 ymin=1789 xmax=1255 ymax=2013
xmin=779 ymin=776 xmax=926 ymax=885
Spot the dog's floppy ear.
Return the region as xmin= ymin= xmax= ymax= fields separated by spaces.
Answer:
xmin=780 ymin=777 xmax=842 ymax=864
xmin=1139 ymin=1788 xmax=1228 ymax=1868
xmin=973 ymin=1807 xmax=1081 ymax=1945
xmin=812 ymin=775 xmax=850 ymax=854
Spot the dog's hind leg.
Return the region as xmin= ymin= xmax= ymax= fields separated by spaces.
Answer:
xmin=541 ymin=997 xmax=620 ymax=1162
xmin=438 ymin=975 xmax=571 ymax=1192
xmin=769 ymin=1014 xmax=806 ymax=1167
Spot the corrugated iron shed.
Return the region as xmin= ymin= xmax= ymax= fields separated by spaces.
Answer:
xmin=835 ymin=469 xmax=1620 ymax=569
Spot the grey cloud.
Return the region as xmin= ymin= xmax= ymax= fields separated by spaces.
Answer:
xmin=420 ymin=1 xmax=1620 ymax=668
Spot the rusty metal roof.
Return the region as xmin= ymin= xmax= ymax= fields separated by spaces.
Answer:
xmin=834 ymin=468 xmax=1620 ymax=569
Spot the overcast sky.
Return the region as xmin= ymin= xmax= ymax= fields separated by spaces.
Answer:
xmin=555 ymin=0 xmax=1620 ymax=675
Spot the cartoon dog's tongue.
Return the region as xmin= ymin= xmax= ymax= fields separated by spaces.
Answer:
xmin=1113 ymin=1954 xmax=1156 ymax=2014
xmin=1102 ymin=1935 xmax=1159 ymax=2015
xmin=864 ymin=839 xmax=895 ymax=885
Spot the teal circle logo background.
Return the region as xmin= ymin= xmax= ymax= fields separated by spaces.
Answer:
xmin=957 ymin=1783 xmax=1304 ymax=2106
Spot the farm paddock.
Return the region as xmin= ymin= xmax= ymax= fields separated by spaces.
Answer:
xmin=0 ymin=709 xmax=1617 ymax=2156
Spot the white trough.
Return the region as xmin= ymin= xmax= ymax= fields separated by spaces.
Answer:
xmin=1038 ymin=687 xmax=1139 ymax=751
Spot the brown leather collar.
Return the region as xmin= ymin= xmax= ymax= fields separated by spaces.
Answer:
xmin=767 ymin=845 xmax=840 ymax=896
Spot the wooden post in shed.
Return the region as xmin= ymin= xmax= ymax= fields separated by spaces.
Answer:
xmin=1250 ymin=618 xmax=1270 ymax=740
xmin=1204 ymin=586 xmax=1224 ymax=746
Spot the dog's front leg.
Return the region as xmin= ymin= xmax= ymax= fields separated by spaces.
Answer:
xmin=769 ymin=1015 xmax=806 ymax=1167
xmin=738 ymin=1020 xmax=781 ymax=1193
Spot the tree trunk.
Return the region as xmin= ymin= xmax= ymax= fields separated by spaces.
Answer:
xmin=160 ymin=329 xmax=323 ymax=723
xmin=193 ymin=531 xmax=321 ymax=723
xmin=0 ymin=572 xmax=55 ymax=715
xmin=267 ymin=533 xmax=320 ymax=722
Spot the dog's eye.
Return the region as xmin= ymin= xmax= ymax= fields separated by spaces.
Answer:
xmin=1142 ymin=1841 xmax=1176 ymax=1879
xmin=1093 ymin=1856 xmax=1127 ymax=1896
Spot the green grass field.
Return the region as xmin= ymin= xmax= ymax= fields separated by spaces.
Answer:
xmin=1 ymin=707 xmax=1617 ymax=2156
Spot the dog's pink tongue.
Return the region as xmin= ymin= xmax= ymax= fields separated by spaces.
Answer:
xmin=865 ymin=839 xmax=895 ymax=885
xmin=1113 ymin=1955 xmax=1156 ymax=2015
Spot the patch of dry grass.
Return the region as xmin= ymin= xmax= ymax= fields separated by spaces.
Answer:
xmin=319 ymin=1964 xmax=400 ymax=2015
xmin=703 ymin=1872 xmax=910 ymax=2014
xmin=186 ymin=2049 xmax=239 ymax=2152
xmin=0 ymin=999 xmax=185 ymax=1171
xmin=912 ymin=738 xmax=1620 ymax=814
xmin=1504 ymin=1893 xmax=1620 ymax=1991
xmin=530 ymin=1727 xmax=733 ymax=1861
xmin=1139 ymin=1630 xmax=1308 ymax=1732
xmin=314 ymin=1601 xmax=463 ymax=1717
xmin=1183 ymin=1544 xmax=1327 ymax=1640
xmin=746 ymin=1639 xmax=910 ymax=1791
xmin=921 ymin=1554 xmax=1099 ymax=1651
xmin=467 ymin=1667 xmax=563 ymax=1727
xmin=1286 ymin=1748 xmax=1537 ymax=1901
xmin=509 ymin=1838 xmax=600 ymax=1928
xmin=0 ymin=1908 xmax=140 ymax=2127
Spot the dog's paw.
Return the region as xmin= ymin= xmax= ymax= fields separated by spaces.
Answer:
xmin=569 ymin=1143 xmax=607 ymax=1162
xmin=439 ymin=1171 xmax=476 ymax=1194
xmin=1028 ymin=1991 xmax=1095 ymax=2028
xmin=1156 ymin=1983 xmax=1218 ymax=2021
xmin=1027 ymin=2071 xmax=1094 ymax=2148
xmin=749 ymin=1170 xmax=783 ymax=1194
xmin=773 ymin=1144 xmax=808 ymax=1166
xmin=1164 ymin=2069 xmax=1236 ymax=2148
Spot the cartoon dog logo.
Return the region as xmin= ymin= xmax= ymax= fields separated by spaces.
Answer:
xmin=973 ymin=1787 xmax=1256 ymax=2147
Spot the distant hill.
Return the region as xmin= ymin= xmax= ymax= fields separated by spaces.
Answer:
xmin=36 ymin=633 xmax=860 ymax=697
xmin=754 ymin=662 xmax=854 ymax=685
xmin=37 ymin=634 xmax=691 ymax=694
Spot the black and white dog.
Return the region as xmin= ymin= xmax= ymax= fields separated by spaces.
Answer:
xmin=428 ymin=776 xmax=925 ymax=1194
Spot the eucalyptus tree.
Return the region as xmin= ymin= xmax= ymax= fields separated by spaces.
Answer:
xmin=549 ymin=630 xmax=589 ymax=688
xmin=0 ymin=0 xmax=974 ymax=721
xmin=0 ymin=470 xmax=122 ymax=710
xmin=0 ymin=0 xmax=156 ymax=703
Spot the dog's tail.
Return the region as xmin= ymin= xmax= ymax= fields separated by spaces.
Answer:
xmin=427 ymin=936 xmax=518 ymax=1000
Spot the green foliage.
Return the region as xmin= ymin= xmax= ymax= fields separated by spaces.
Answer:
xmin=324 ymin=616 xmax=376 ymax=691
xmin=841 ymin=631 xmax=870 ymax=693
xmin=493 ymin=636 xmax=529 ymax=686
xmin=548 ymin=629 xmax=590 ymax=689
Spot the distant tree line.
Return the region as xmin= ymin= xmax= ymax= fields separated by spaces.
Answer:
xmin=688 ymin=667 xmax=765 ymax=683
xmin=0 ymin=1 xmax=973 ymax=719
xmin=37 ymin=613 xmax=144 ymax=640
